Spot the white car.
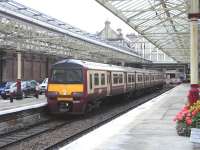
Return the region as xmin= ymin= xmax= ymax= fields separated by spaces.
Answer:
xmin=39 ymin=78 xmax=48 ymax=94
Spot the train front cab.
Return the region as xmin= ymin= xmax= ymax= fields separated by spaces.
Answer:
xmin=47 ymin=66 xmax=87 ymax=114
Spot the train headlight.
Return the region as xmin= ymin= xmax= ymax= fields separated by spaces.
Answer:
xmin=72 ymin=92 xmax=83 ymax=101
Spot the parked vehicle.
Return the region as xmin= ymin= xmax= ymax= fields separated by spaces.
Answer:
xmin=15 ymin=80 xmax=39 ymax=98
xmin=0 ymin=82 xmax=6 ymax=95
xmin=2 ymin=80 xmax=39 ymax=99
xmin=1 ymin=82 xmax=15 ymax=99
xmin=39 ymin=78 xmax=48 ymax=94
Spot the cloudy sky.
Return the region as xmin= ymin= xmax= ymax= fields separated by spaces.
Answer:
xmin=15 ymin=0 xmax=134 ymax=35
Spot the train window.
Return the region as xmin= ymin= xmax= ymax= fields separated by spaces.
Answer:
xmin=124 ymin=74 xmax=126 ymax=83
xmin=119 ymin=74 xmax=123 ymax=83
xmin=138 ymin=75 xmax=143 ymax=82
xmin=94 ymin=73 xmax=99 ymax=86
xmin=151 ymin=75 xmax=154 ymax=80
xmin=90 ymin=74 xmax=93 ymax=90
xmin=146 ymin=75 xmax=149 ymax=81
xmin=101 ymin=73 xmax=105 ymax=85
xmin=128 ymin=74 xmax=132 ymax=83
xmin=132 ymin=75 xmax=135 ymax=82
xmin=113 ymin=74 xmax=118 ymax=84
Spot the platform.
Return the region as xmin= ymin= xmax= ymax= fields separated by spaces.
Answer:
xmin=0 ymin=95 xmax=47 ymax=115
xmin=61 ymin=84 xmax=198 ymax=150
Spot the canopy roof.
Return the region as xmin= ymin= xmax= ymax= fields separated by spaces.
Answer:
xmin=96 ymin=0 xmax=191 ymax=63
xmin=0 ymin=0 xmax=150 ymax=64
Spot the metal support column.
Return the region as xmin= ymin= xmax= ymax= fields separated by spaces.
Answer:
xmin=188 ymin=0 xmax=200 ymax=105
xmin=0 ymin=52 xmax=3 ymax=82
xmin=15 ymin=51 xmax=22 ymax=100
xmin=17 ymin=52 xmax=22 ymax=80
xmin=190 ymin=20 xmax=198 ymax=84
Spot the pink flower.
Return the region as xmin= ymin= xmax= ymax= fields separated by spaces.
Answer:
xmin=186 ymin=116 xmax=191 ymax=121
xmin=186 ymin=112 xmax=191 ymax=117
xmin=176 ymin=114 xmax=183 ymax=121
xmin=192 ymin=110 xmax=198 ymax=117
xmin=186 ymin=119 xmax=192 ymax=125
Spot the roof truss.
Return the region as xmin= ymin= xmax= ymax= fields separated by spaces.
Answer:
xmin=96 ymin=0 xmax=190 ymax=63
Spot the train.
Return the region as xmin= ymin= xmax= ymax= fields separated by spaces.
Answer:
xmin=47 ymin=59 xmax=165 ymax=114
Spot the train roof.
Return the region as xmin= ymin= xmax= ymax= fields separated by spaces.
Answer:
xmin=53 ymin=59 xmax=162 ymax=74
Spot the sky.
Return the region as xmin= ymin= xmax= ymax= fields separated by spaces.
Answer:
xmin=15 ymin=0 xmax=134 ymax=35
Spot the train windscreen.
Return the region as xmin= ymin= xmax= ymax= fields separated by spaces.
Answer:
xmin=50 ymin=69 xmax=83 ymax=84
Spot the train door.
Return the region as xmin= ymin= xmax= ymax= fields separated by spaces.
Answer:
xmin=143 ymin=73 xmax=145 ymax=88
xmin=124 ymin=72 xmax=127 ymax=93
xmin=107 ymin=71 xmax=111 ymax=96
xmin=87 ymin=70 xmax=94 ymax=94
xmin=135 ymin=71 xmax=137 ymax=89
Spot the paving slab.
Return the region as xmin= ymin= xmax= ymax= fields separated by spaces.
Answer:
xmin=0 ymin=95 xmax=47 ymax=115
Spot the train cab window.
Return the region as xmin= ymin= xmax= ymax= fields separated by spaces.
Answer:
xmin=128 ymin=75 xmax=132 ymax=83
xmin=89 ymin=74 xmax=93 ymax=90
xmin=94 ymin=73 xmax=99 ymax=86
xmin=119 ymin=74 xmax=123 ymax=83
xmin=101 ymin=73 xmax=105 ymax=85
xmin=51 ymin=69 xmax=83 ymax=84
xmin=113 ymin=74 xmax=118 ymax=84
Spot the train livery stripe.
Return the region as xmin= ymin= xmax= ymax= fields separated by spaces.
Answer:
xmin=48 ymin=84 xmax=83 ymax=96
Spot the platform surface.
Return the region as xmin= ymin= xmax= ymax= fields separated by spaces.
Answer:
xmin=61 ymin=84 xmax=199 ymax=150
xmin=0 ymin=95 xmax=47 ymax=115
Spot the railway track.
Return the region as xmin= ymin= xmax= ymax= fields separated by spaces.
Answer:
xmin=0 ymin=86 xmax=173 ymax=150
xmin=0 ymin=118 xmax=74 ymax=149
xmin=46 ymin=87 xmax=172 ymax=150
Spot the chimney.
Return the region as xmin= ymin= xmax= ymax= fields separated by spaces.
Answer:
xmin=105 ymin=21 xmax=111 ymax=39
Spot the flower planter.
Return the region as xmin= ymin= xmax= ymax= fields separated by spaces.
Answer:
xmin=174 ymin=101 xmax=200 ymax=137
xmin=176 ymin=122 xmax=191 ymax=137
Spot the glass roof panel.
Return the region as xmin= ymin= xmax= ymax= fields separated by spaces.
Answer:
xmin=96 ymin=0 xmax=190 ymax=63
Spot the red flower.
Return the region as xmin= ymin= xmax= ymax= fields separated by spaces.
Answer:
xmin=176 ymin=114 xmax=184 ymax=121
xmin=192 ymin=110 xmax=198 ymax=117
xmin=186 ymin=112 xmax=191 ymax=117
xmin=186 ymin=118 xmax=192 ymax=125
xmin=186 ymin=116 xmax=191 ymax=121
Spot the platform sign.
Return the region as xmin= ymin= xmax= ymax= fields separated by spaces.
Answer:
xmin=190 ymin=128 xmax=200 ymax=143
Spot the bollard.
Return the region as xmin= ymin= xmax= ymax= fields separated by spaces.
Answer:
xmin=16 ymin=79 xmax=22 ymax=99
xmin=10 ymin=91 xmax=13 ymax=103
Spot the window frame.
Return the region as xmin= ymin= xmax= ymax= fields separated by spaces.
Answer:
xmin=94 ymin=73 xmax=99 ymax=86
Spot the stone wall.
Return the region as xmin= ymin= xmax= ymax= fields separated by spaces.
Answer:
xmin=0 ymin=51 xmax=59 ymax=82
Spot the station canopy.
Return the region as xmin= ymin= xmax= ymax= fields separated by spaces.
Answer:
xmin=96 ymin=0 xmax=190 ymax=63
xmin=0 ymin=0 xmax=150 ymax=64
